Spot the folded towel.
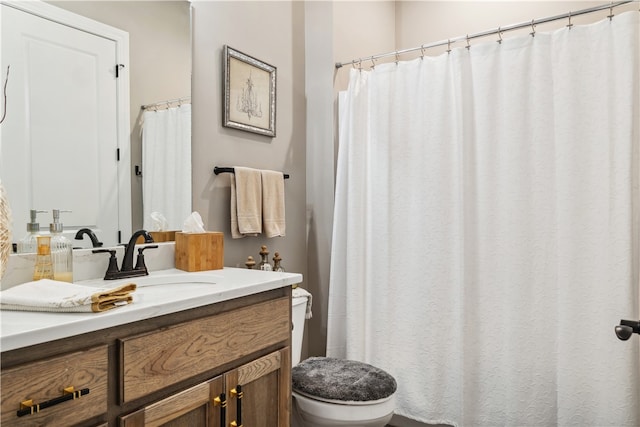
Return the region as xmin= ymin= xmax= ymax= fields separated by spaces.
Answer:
xmin=261 ymin=169 xmax=286 ymax=238
xmin=231 ymin=166 xmax=262 ymax=239
xmin=292 ymin=286 xmax=312 ymax=319
xmin=0 ymin=279 xmax=137 ymax=313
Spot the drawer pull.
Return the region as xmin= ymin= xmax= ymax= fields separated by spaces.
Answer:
xmin=230 ymin=385 xmax=243 ymax=427
xmin=17 ymin=386 xmax=90 ymax=417
xmin=213 ymin=392 xmax=226 ymax=425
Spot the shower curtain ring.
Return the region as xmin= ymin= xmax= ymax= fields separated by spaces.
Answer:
xmin=370 ymin=56 xmax=376 ymax=69
xmin=420 ymin=44 xmax=426 ymax=59
xmin=497 ymin=27 xmax=503 ymax=44
xmin=447 ymin=39 xmax=452 ymax=54
xmin=395 ymin=51 xmax=400 ymax=65
xmin=465 ymin=35 xmax=471 ymax=49
xmin=530 ymin=19 xmax=536 ymax=37
xmin=608 ymin=1 xmax=614 ymax=20
xmin=358 ymin=58 xmax=362 ymax=71
xmin=567 ymin=11 xmax=573 ymax=28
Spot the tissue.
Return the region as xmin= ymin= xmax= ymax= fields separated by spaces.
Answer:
xmin=182 ymin=211 xmax=206 ymax=233
xmin=149 ymin=212 xmax=169 ymax=231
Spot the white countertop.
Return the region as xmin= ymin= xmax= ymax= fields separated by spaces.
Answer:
xmin=0 ymin=267 xmax=302 ymax=352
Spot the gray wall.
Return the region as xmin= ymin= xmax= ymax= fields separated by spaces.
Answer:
xmin=190 ymin=1 xmax=308 ymax=296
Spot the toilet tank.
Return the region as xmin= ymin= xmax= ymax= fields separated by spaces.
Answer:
xmin=292 ymin=295 xmax=308 ymax=366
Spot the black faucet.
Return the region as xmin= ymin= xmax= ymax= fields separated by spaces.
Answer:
xmin=121 ymin=230 xmax=155 ymax=272
xmin=75 ymin=228 xmax=103 ymax=248
xmin=92 ymin=230 xmax=157 ymax=280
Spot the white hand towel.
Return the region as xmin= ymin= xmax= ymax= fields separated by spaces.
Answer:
xmin=261 ymin=169 xmax=286 ymax=238
xmin=0 ymin=279 xmax=136 ymax=313
xmin=292 ymin=286 xmax=312 ymax=319
xmin=230 ymin=166 xmax=262 ymax=239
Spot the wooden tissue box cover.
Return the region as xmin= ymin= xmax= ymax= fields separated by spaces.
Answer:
xmin=175 ymin=232 xmax=224 ymax=271
xmin=150 ymin=230 xmax=177 ymax=242
xmin=137 ymin=230 xmax=177 ymax=244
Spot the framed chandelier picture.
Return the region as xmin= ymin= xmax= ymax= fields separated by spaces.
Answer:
xmin=223 ymin=45 xmax=277 ymax=137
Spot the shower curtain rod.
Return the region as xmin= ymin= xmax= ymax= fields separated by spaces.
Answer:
xmin=335 ymin=0 xmax=636 ymax=69
xmin=141 ymin=96 xmax=191 ymax=110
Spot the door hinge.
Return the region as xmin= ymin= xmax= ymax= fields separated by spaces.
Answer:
xmin=116 ymin=148 xmax=120 ymax=161
xmin=118 ymin=230 xmax=121 ymax=244
xmin=115 ymin=64 xmax=125 ymax=78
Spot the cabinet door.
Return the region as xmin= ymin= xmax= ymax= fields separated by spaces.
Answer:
xmin=225 ymin=348 xmax=291 ymax=427
xmin=120 ymin=376 xmax=225 ymax=427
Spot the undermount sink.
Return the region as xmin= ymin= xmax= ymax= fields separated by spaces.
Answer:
xmin=130 ymin=271 xmax=221 ymax=287
xmin=80 ymin=269 xmax=222 ymax=288
xmin=134 ymin=272 xmax=220 ymax=286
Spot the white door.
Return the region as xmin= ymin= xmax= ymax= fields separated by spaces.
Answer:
xmin=0 ymin=3 xmax=125 ymax=247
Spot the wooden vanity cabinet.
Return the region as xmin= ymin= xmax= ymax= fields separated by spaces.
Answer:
xmin=0 ymin=287 xmax=292 ymax=427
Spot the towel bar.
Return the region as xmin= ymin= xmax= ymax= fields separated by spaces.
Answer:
xmin=213 ymin=166 xmax=289 ymax=179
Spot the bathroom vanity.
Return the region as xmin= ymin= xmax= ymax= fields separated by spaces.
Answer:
xmin=0 ymin=267 xmax=302 ymax=426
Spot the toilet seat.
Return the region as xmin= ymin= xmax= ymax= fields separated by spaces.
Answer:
xmin=294 ymin=389 xmax=395 ymax=406
xmin=291 ymin=357 xmax=397 ymax=402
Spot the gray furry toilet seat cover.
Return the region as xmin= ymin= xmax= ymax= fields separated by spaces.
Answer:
xmin=291 ymin=357 xmax=397 ymax=402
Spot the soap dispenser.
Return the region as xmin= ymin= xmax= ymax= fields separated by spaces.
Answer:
xmin=33 ymin=235 xmax=54 ymax=280
xmin=17 ymin=209 xmax=47 ymax=253
xmin=49 ymin=209 xmax=73 ymax=282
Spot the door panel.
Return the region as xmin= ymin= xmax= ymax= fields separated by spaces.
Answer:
xmin=225 ymin=348 xmax=291 ymax=427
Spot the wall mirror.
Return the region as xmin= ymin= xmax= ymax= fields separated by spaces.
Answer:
xmin=0 ymin=0 xmax=191 ymax=249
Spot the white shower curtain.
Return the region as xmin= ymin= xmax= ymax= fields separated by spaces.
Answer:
xmin=142 ymin=104 xmax=192 ymax=231
xmin=328 ymin=12 xmax=639 ymax=427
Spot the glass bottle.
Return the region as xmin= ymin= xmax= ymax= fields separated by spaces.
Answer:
xmin=258 ymin=245 xmax=272 ymax=271
xmin=33 ymin=235 xmax=54 ymax=280
xmin=17 ymin=209 xmax=47 ymax=253
xmin=272 ymin=252 xmax=285 ymax=272
xmin=50 ymin=209 xmax=73 ymax=282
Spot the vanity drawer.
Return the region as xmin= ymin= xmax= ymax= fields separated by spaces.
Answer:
xmin=120 ymin=296 xmax=290 ymax=403
xmin=1 ymin=345 xmax=108 ymax=426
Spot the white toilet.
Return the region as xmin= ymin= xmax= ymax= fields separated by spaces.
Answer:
xmin=291 ymin=291 xmax=396 ymax=427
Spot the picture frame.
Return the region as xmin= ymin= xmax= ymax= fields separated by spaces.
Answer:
xmin=223 ymin=45 xmax=277 ymax=137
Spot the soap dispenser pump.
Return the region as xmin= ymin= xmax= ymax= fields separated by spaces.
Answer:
xmin=50 ymin=209 xmax=73 ymax=282
xmin=17 ymin=209 xmax=47 ymax=253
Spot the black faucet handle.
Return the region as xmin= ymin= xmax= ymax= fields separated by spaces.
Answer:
xmin=134 ymin=245 xmax=159 ymax=272
xmin=92 ymin=249 xmax=120 ymax=279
